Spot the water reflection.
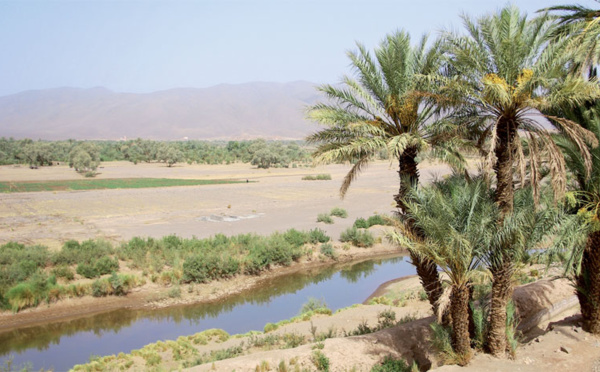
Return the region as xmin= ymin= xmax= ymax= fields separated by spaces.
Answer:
xmin=0 ymin=256 xmax=413 ymax=371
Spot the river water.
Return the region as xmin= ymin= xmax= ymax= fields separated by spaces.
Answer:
xmin=0 ymin=255 xmax=415 ymax=371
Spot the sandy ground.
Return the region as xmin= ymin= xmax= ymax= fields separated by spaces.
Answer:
xmin=0 ymin=160 xmax=451 ymax=249
xmin=184 ymin=277 xmax=599 ymax=372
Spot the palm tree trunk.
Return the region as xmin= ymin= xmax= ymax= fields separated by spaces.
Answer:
xmin=576 ymin=230 xmax=600 ymax=334
xmin=395 ymin=146 xmax=446 ymax=322
xmin=486 ymin=260 xmax=514 ymax=356
xmin=493 ymin=118 xmax=517 ymax=216
xmin=451 ymin=284 xmax=472 ymax=363
xmin=394 ymin=145 xmax=419 ymax=211
xmin=487 ymin=117 xmax=518 ymax=356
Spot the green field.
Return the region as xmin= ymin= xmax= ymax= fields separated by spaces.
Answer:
xmin=0 ymin=178 xmax=248 ymax=193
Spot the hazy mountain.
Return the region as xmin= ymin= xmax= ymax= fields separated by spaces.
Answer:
xmin=0 ymin=81 xmax=323 ymax=140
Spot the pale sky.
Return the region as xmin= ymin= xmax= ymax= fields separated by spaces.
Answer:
xmin=0 ymin=0 xmax=596 ymax=97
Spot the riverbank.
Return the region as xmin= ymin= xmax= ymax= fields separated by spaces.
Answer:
xmin=65 ymin=266 xmax=597 ymax=372
xmin=0 ymin=240 xmax=402 ymax=333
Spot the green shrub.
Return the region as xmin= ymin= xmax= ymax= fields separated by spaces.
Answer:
xmin=283 ymin=229 xmax=308 ymax=248
xmin=353 ymin=217 xmax=369 ymax=229
xmin=371 ymin=356 xmax=414 ymax=372
xmin=330 ymin=207 xmax=348 ymax=218
xmin=109 ymin=272 xmax=125 ymax=296
xmin=339 ymin=227 xmax=375 ymax=247
xmin=308 ymin=228 xmax=330 ymax=244
xmin=182 ymin=254 xmax=240 ymax=283
xmin=302 ymin=174 xmax=331 ymax=181
xmin=264 ymin=323 xmax=279 ymax=333
xmin=95 ymin=256 xmax=119 ymax=275
xmin=311 ymin=351 xmax=330 ymax=371
xmin=299 ymin=297 xmax=328 ymax=315
xmin=366 ymin=214 xmax=390 ymax=226
xmin=76 ymin=263 xmax=99 ymax=279
xmin=168 ymin=286 xmax=181 ymax=298
xmin=51 ymin=266 xmax=74 ymax=281
xmin=320 ymin=244 xmax=336 ymax=260
xmin=317 ymin=213 xmax=334 ymax=224
xmin=91 ymin=279 xmax=109 ymax=297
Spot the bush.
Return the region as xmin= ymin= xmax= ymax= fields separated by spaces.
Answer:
xmin=302 ymin=174 xmax=331 ymax=181
xmin=320 ymin=244 xmax=336 ymax=260
xmin=77 ymin=263 xmax=99 ymax=279
xmin=109 ymin=272 xmax=125 ymax=296
xmin=330 ymin=207 xmax=348 ymax=218
xmin=308 ymin=228 xmax=330 ymax=244
xmin=353 ymin=217 xmax=369 ymax=229
xmin=366 ymin=214 xmax=390 ymax=226
xmin=299 ymin=297 xmax=328 ymax=315
xmin=317 ymin=213 xmax=334 ymax=224
xmin=182 ymin=254 xmax=240 ymax=283
xmin=51 ymin=266 xmax=74 ymax=281
xmin=371 ymin=356 xmax=415 ymax=372
xmin=311 ymin=351 xmax=330 ymax=371
xmin=91 ymin=279 xmax=110 ymax=297
xmin=283 ymin=229 xmax=308 ymax=248
xmin=95 ymin=256 xmax=119 ymax=275
xmin=339 ymin=227 xmax=375 ymax=247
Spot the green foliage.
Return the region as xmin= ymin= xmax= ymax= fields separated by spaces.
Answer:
xmin=264 ymin=323 xmax=279 ymax=333
xmin=339 ymin=227 xmax=375 ymax=247
xmin=353 ymin=218 xmax=369 ymax=229
xmin=317 ymin=213 xmax=334 ymax=224
xmin=51 ymin=266 xmax=74 ymax=281
xmin=69 ymin=143 xmax=101 ymax=174
xmin=320 ymin=243 xmax=336 ymax=260
xmin=308 ymin=228 xmax=330 ymax=244
xmin=311 ymin=351 xmax=330 ymax=371
xmin=0 ymin=178 xmax=245 ymax=193
xmin=366 ymin=214 xmax=390 ymax=226
xmin=182 ymin=254 xmax=240 ymax=283
xmin=371 ymin=356 xmax=415 ymax=372
xmin=302 ymin=174 xmax=332 ymax=180
xmin=299 ymin=297 xmax=328 ymax=315
xmin=330 ymin=207 xmax=348 ymax=218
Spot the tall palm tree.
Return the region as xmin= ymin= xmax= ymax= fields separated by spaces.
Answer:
xmin=441 ymin=5 xmax=599 ymax=355
xmin=553 ymin=106 xmax=600 ymax=334
xmin=306 ymin=30 xmax=465 ymax=318
xmin=541 ymin=2 xmax=600 ymax=75
xmin=389 ymin=176 xmax=496 ymax=363
xmin=542 ymin=2 xmax=600 ymax=336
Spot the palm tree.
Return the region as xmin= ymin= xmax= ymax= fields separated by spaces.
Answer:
xmin=391 ymin=175 xmax=560 ymax=362
xmin=553 ymin=106 xmax=600 ymax=334
xmin=542 ymin=2 xmax=600 ymax=336
xmin=306 ymin=30 xmax=465 ymax=318
xmin=441 ymin=5 xmax=599 ymax=355
xmin=389 ymin=176 xmax=496 ymax=363
xmin=540 ymin=2 xmax=600 ymax=75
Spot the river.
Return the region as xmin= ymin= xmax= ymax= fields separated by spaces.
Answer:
xmin=0 ymin=255 xmax=415 ymax=371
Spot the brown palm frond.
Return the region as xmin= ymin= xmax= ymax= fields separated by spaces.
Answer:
xmin=340 ymin=157 xmax=371 ymax=199
xmin=545 ymin=114 xmax=598 ymax=178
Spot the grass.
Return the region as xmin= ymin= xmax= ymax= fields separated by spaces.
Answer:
xmin=317 ymin=213 xmax=334 ymax=224
xmin=0 ymin=178 xmax=247 ymax=193
xmin=302 ymin=174 xmax=332 ymax=181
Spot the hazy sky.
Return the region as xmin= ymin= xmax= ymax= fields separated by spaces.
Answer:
xmin=1 ymin=0 xmax=596 ymax=97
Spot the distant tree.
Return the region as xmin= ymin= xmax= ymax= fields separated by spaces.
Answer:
xmin=23 ymin=142 xmax=54 ymax=167
xmin=69 ymin=143 xmax=100 ymax=175
xmin=157 ymin=144 xmax=184 ymax=167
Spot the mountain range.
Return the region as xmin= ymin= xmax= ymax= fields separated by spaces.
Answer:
xmin=0 ymin=81 xmax=324 ymax=140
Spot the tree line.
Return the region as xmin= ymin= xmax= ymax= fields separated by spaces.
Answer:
xmin=0 ymin=138 xmax=312 ymax=171
xmin=307 ymin=3 xmax=600 ymax=364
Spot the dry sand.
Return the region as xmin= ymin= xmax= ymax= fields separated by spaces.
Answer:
xmin=0 ymin=160 xmax=451 ymax=249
